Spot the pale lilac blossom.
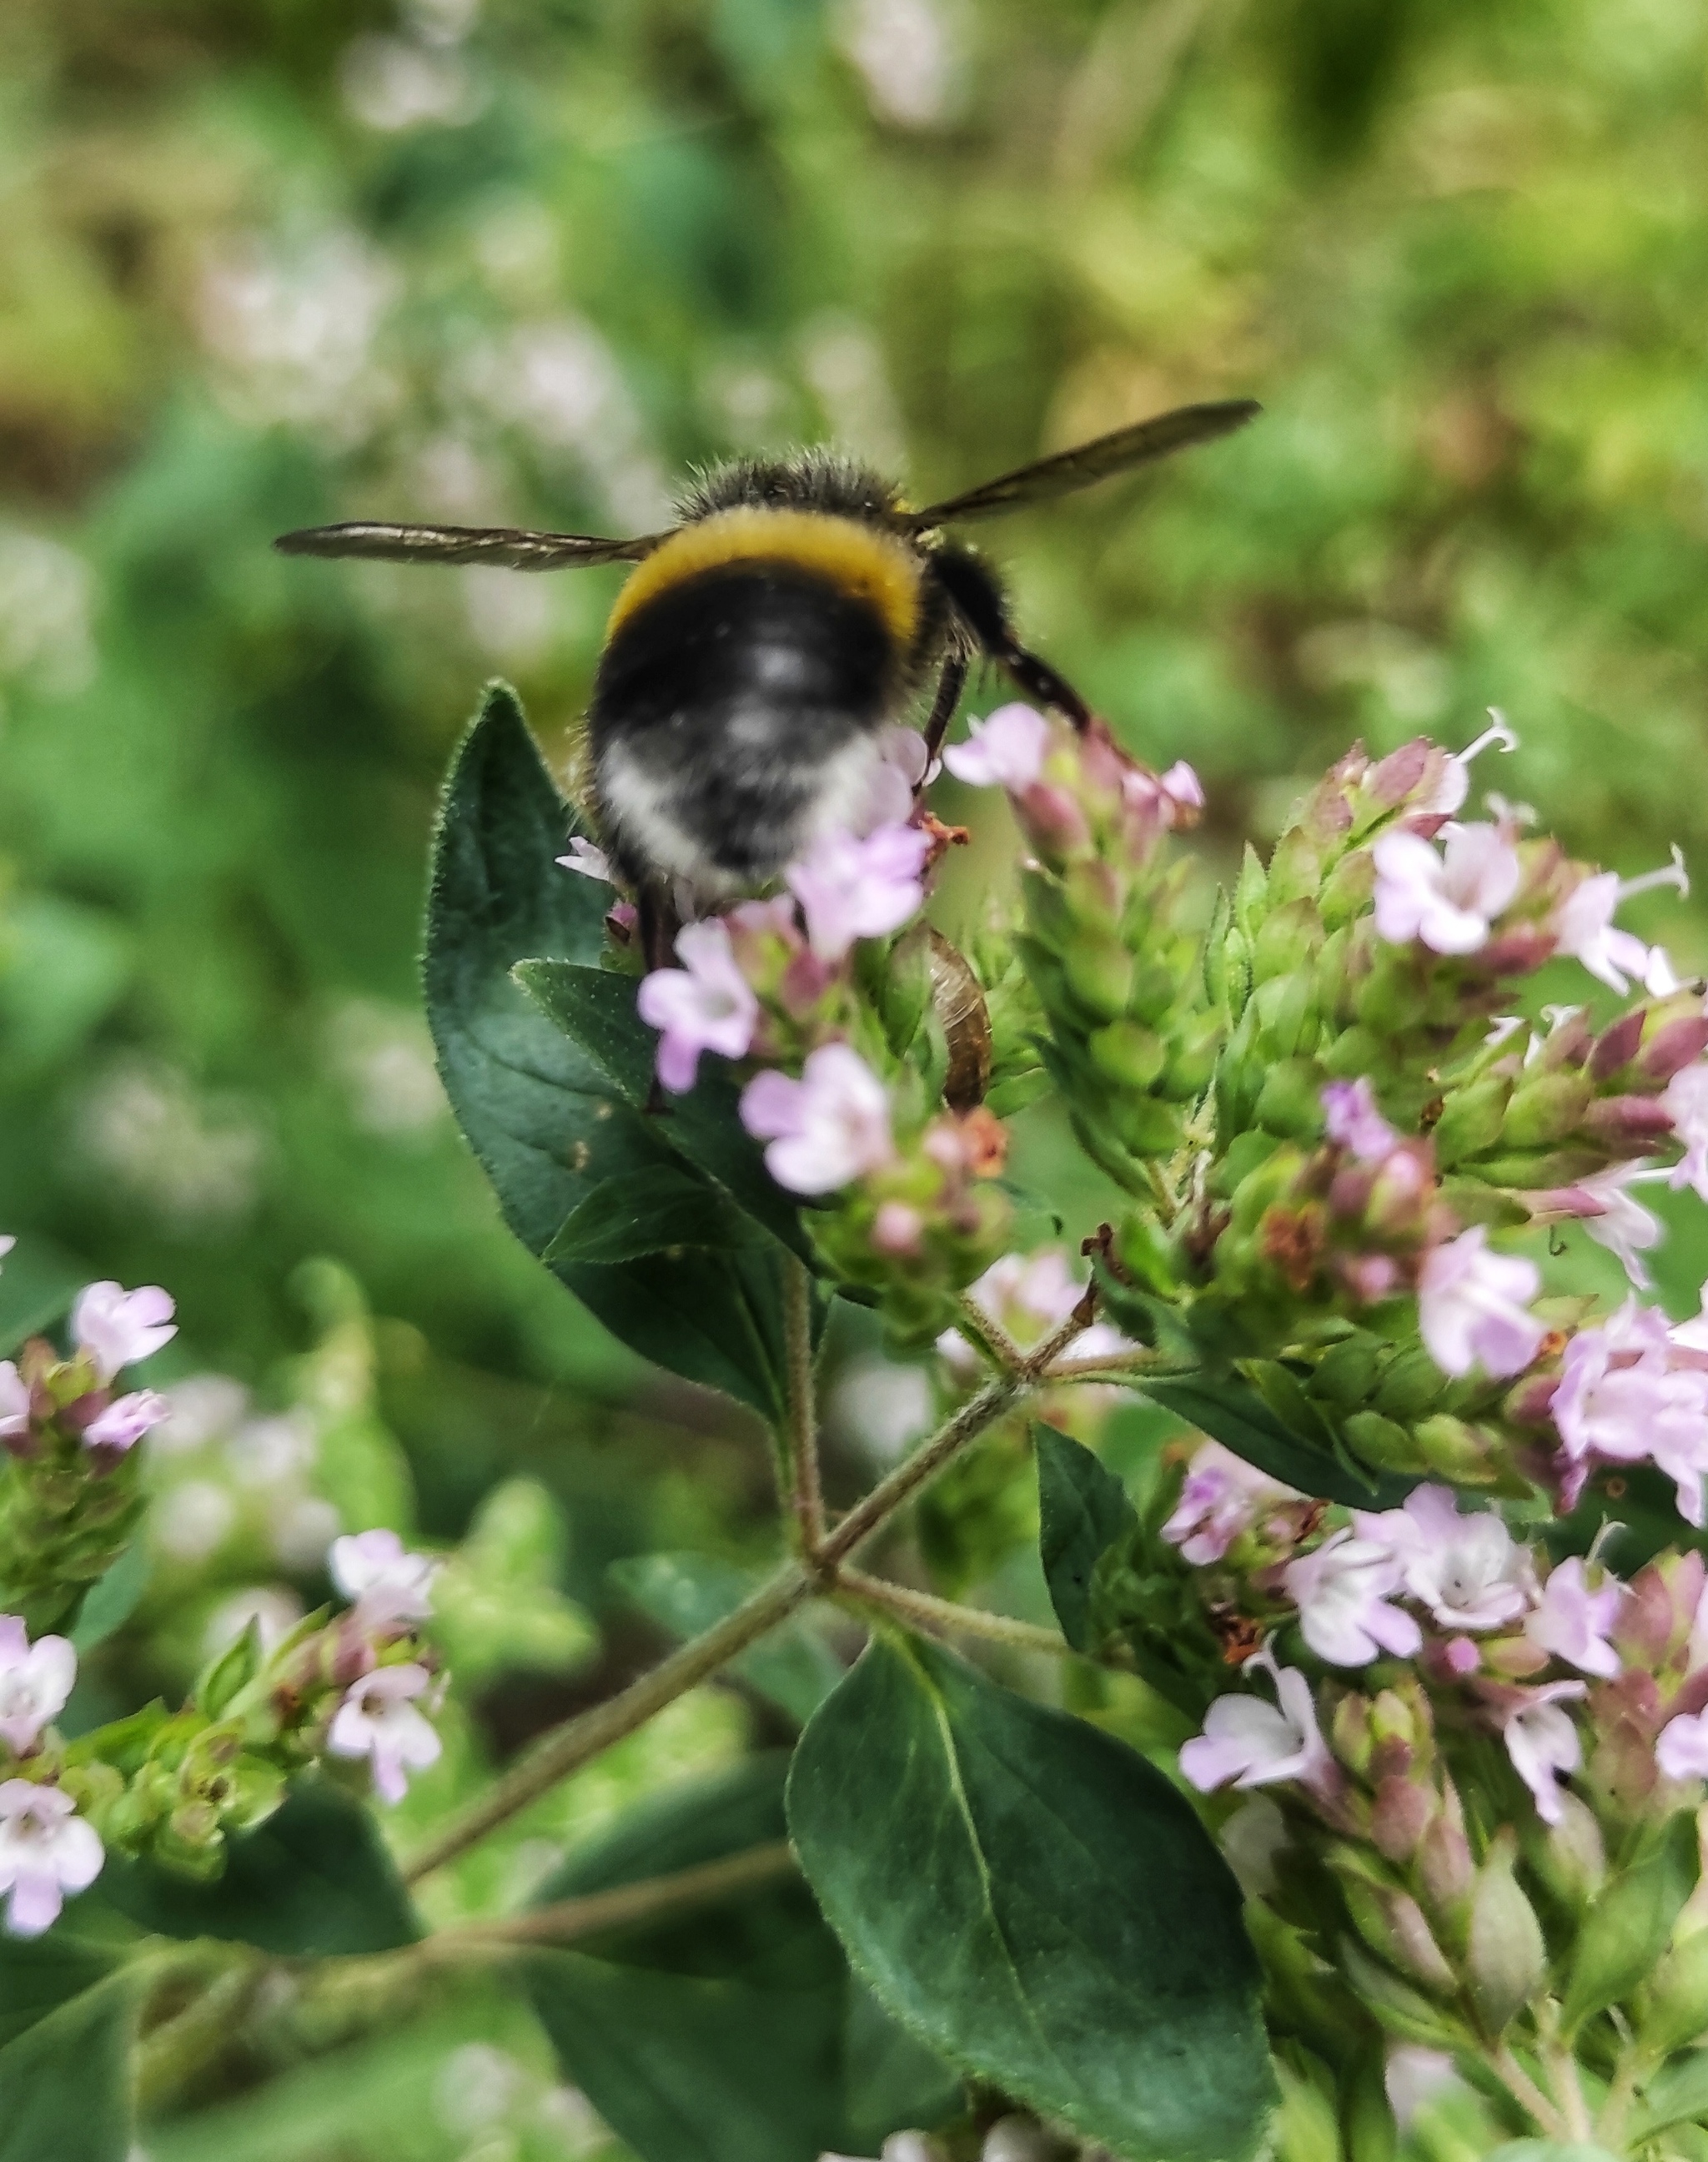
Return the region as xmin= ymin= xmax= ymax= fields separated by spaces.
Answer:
xmin=1500 ymin=1681 xmax=1585 ymax=1824
xmin=330 ymin=1528 xmax=437 ymax=1632
xmin=1372 ymin=822 xmax=1520 ymax=955
xmin=1123 ymin=760 xmax=1205 ymax=829
xmin=636 ymin=918 xmax=760 ymax=1093
xmin=1414 ymin=711 xmax=1518 ymax=817
xmin=555 ymin=837 xmax=612 ymax=882
xmin=1284 ymin=1530 xmax=1423 ymax=1667
xmin=1417 ymin=1227 xmax=1544 ymax=1380
xmin=786 ymin=824 xmax=929 ymax=961
xmin=82 ymin=1390 xmax=170 ymax=1454
xmin=1358 ymin=1486 xmax=1533 ymax=1632
xmin=0 ymin=1782 xmax=103 ymax=1935
xmin=1180 ymin=1656 xmax=1334 ymax=1795
xmin=1550 ymin=1300 xmax=1708 ymax=1521
xmin=328 ymin=1663 xmax=442 ymax=1803
xmin=1665 ymin=1063 xmax=1708 ymax=1202
xmin=0 ymin=1237 xmax=13 ymax=1266
xmin=72 ymin=1280 xmax=178 ymax=1381
xmin=1525 ymin=1558 xmax=1623 ymax=1679
xmin=1163 ymin=1441 xmax=1302 ymax=1566
xmin=0 ymin=1618 xmax=75 ymax=1753
xmin=942 ymin=701 xmax=1049 ymax=791
xmin=1574 ymin=1162 xmax=1665 ymax=1289
xmin=1656 ymin=1705 xmax=1708 ymax=1782
xmin=851 ymin=727 xmax=932 ymax=832
xmin=0 ymin=1365 xmax=28 ymax=1444
xmin=1550 ymin=848 xmax=1687 ymax=996
xmin=740 ymin=1044 xmax=895 ymax=1194
xmin=1321 ymin=1078 xmax=1399 ymax=1163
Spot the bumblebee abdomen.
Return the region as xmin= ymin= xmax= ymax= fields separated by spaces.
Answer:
xmin=590 ymin=516 xmax=933 ymax=892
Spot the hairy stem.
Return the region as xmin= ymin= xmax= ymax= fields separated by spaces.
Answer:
xmin=1490 ymin=2043 xmax=1570 ymax=2143
xmin=401 ymin=1559 xmax=812 ymax=1883
xmin=403 ymin=1320 xmax=1083 ymax=1883
xmin=1545 ymin=2042 xmax=1595 ymax=2144
xmin=781 ymin=1257 xmax=825 ymax=1551
xmin=436 ymin=1840 xmax=796 ymax=1952
xmin=136 ymin=1948 xmax=263 ymax=2114
xmin=954 ymin=1295 xmax=1027 ymax=1373
xmin=836 ymin=1568 xmax=1072 ymax=1657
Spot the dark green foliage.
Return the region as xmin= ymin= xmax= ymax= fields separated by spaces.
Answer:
xmin=0 ymin=1936 xmax=133 ymax=2162
xmin=1035 ymin=1420 xmax=1138 ymax=1653
xmin=1144 ymin=1375 xmax=1417 ymax=1509
xmin=100 ymin=1780 xmax=420 ymax=1957
xmin=525 ymin=1754 xmax=958 ymax=2162
xmin=424 ymin=686 xmax=793 ymax=1417
xmin=789 ymin=1634 xmax=1276 ymax=2161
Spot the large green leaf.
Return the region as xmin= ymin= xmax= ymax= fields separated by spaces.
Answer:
xmin=0 ymin=1937 xmax=134 ymax=2162
xmin=1143 ymin=1375 xmax=1416 ymax=1509
xmin=609 ymin=1551 xmax=844 ymax=1724
xmin=0 ymin=1238 xmax=88 ymax=1360
xmin=544 ymin=1164 xmax=771 ymax=1267
xmin=515 ymin=957 xmax=813 ymax=1262
xmin=1035 ymin=1421 xmax=1138 ymax=1654
xmin=99 ymin=1780 xmax=419 ymax=1956
xmin=525 ymin=1754 xmax=957 ymax=2162
xmin=423 ymin=683 xmax=792 ymax=1417
xmin=788 ymin=1633 xmax=1276 ymax=2162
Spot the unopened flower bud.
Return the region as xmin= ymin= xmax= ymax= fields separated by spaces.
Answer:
xmin=1371 ymin=1776 xmax=1435 ymax=1863
xmin=1466 ymin=1830 xmax=1545 ymax=2034
xmin=1581 ymin=1094 xmax=1676 ymax=1150
xmin=1334 ymin=1694 xmax=1375 ymax=1779
xmin=1503 ymin=1073 xmax=1593 ymax=1149
xmin=1534 ymin=1791 xmax=1607 ymax=1913
xmin=1590 ymin=1008 xmax=1647 ymax=1080
xmin=1416 ymin=1803 xmax=1474 ymax=1930
xmin=1640 ymin=1928 xmax=1708 ymax=2059
xmin=1338 ymin=1867 xmax=1459 ymax=1997
xmin=1640 ymin=1014 xmax=1708 ymax=1084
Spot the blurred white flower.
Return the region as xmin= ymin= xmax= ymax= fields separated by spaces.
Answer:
xmin=460 ymin=565 xmax=556 ymax=663
xmin=271 ymin=1496 xmax=342 ymax=1571
xmin=339 ymin=36 xmax=485 ymax=131
xmin=324 ymin=1000 xmax=446 ymax=1136
xmin=800 ymin=314 xmax=907 ymax=469
xmin=226 ymin=1412 xmax=316 ymax=1490
xmin=197 ymin=231 xmax=401 ymax=445
xmin=828 ymin=1355 xmax=934 ymax=1462
xmin=0 ymin=529 xmax=96 ymax=698
xmin=404 ymin=0 xmax=481 ymax=44
xmin=76 ymin=1061 xmax=264 ymax=1227
xmin=833 ymin=0 xmax=967 ymax=128
xmin=436 ymin=2044 xmax=525 ymax=2135
xmin=153 ymin=1481 xmax=237 ymax=1563
xmin=203 ymin=1586 xmax=305 ymax=1660
xmin=155 ymin=1376 xmax=249 ymax=1456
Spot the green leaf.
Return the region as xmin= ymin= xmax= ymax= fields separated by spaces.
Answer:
xmin=515 ymin=956 xmax=813 ymax=1263
xmin=423 ymin=683 xmax=793 ymax=1418
xmin=1561 ymin=1812 xmax=1700 ymax=2037
xmin=69 ymin=1540 xmax=150 ymax=1653
xmin=1630 ymin=2050 xmax=1708 ymax=2142
xmin=0 ymin=1948 xmax=135 ymax=2162
xmin=1035 ymin=1422 xmax=1138 ymax=1653
xmin=100 ymin=1779 xmax=419 ymax=1956
xmin=1144 ymin=1375 xmax=1417 ymax=1509
xmin=544 ymin=1164 xmax=771 ymax=1266
xmin=788 ymin=1633 xmax=1275 ymax=2162
xmin=525 ymin=1755 xmax=957 ymax=2162
xmin=0 ymin=1238 xmax=88 ymax=1360
xmin=610 ymin=1551 xmax=843 ymax=1725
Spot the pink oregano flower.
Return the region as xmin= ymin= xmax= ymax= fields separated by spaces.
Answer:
xmin=1412 ymin=711 xmax=1518 ymax=817
xmin=1550 ymin=846 xmax=1687 ymax=996
xmin=83 ymin=1390 xmax=170 ymax=1456
xmin=636 ymin=918 xmax=760 ymax=1093
xmin=331 ymin=1528 xmax=437 ymax=1633
xmin=740 ymin=1044 xmax=895 ymax=1194
xmin=0 ymin=1782 xmax=103 ymax=1936
xmin=942 ymin=701 xmax=1050 ymax=791
xmin=328 ymin=1664 xmax=442 ymax=1804
xmin=72 ymin=1281 xmax=177 ymax=1382
xmin=1180 ymin=1653 xmax=1334 ymax=1797
xmin=1666 ymin=1063 xmax=1708 ymax=1201
xmin=1163 ymin=1442 xmax=1301 ymax=1566
xmin=0 ymin=1617 xmax=76 ymax=1753
xmin=1373 ymin=821 xmax=1521 ymax=955
xmin=1499 ymin=1681 xmax=1585 ymax=1824
xmin=1525 ymin=1557 xmax=1623 ymax=1678
xmin=1417 ymin=1227 xmax=1545 ymax=1380
xmin=1284 ymin=1529 xmax=1422 ymax=1667
xmin=785 ymin=823 xmax=929 ymax=963
xmin=1321 ymin=1078 xmax=1399 ymax=1164
xmin=1356 ymin=1486 xmax=1534 ymax=1632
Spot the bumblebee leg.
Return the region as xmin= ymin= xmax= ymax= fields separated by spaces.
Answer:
xmin=929 ymin=540 xmax=1095 ymax=731
xmin=921 ymin=651 xmax=968 ymax=766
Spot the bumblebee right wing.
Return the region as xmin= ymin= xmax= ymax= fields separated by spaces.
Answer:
xmin=272 ymin=522 xmax=667 ymax=571
xmin=900 ymin=398 xmax=1259 ymax=530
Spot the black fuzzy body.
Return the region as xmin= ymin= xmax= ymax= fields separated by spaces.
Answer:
xmin=589 ymin=557 xmax=916 ymax=893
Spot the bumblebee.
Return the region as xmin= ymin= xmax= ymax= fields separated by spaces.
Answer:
xmin=277 ymin=398 xmax=1256 ymax=955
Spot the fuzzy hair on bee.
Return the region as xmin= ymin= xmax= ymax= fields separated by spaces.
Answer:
xmin=275 ymin=398 xmax=1259 ymax=947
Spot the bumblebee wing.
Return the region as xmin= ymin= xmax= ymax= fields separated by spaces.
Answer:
xmin=272 ymin=521 xmax=666 ymax=570
xmin=901 ymin=398 xmax=1260 ymax=530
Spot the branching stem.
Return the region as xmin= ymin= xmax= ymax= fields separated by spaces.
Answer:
xmin=781 ymin=1257 xmax=825 ymax=1551
xmin=1490 ymin=2043 xmax=1570 ymax=2143
xmin=836 ymin=1568 xmax=1072 ymax=1657
xmin=433 ymin=1840 xmax=796 ymax=1953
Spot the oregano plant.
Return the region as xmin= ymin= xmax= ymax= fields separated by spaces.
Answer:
xmin=11 ymin=675 xmax=1708 ymax=2162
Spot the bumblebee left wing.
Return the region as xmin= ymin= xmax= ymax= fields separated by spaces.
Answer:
xmin=273 ymin=522 xmax=667 ymax=570
xmin=900 ymin=398 xmax=1259 ymax=530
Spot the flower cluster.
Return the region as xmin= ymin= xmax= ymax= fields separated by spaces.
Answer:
xmin=0 ymin=1525 xmax=442 ymax=1935
xmin=570 ymin=727 xmax=1018 ymax=1339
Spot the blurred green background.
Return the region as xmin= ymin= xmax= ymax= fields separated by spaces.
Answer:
xmin=6 ymin=0 xmax=1708 ymax=2151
